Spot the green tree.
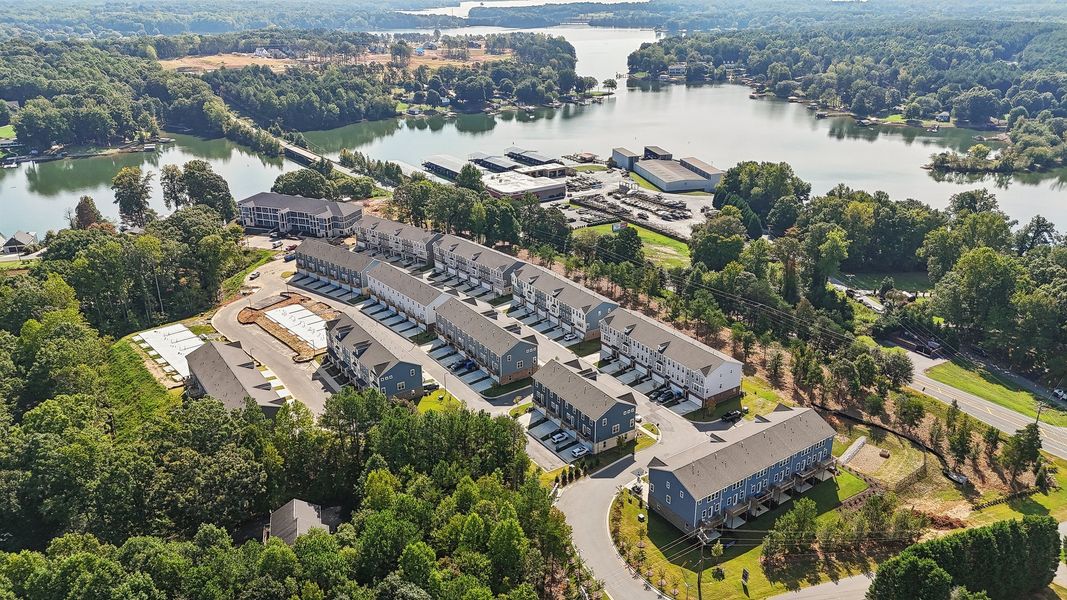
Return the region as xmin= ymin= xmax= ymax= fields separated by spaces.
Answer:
xmin=72 ymin=196 xmax=104 ymax=230
xmin=272 ymin=168 xmax=333 ymax=199
xmin=111 ymin=166 xmax=154 ymax=227
xmin=456 ymin=163 xmax=484 ymax=192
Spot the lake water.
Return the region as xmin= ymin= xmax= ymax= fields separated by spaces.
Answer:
xmin=3 ymin=25 xmax=1066 ymax=235
xmin=403 ymin=0 xmax=646 ymax=18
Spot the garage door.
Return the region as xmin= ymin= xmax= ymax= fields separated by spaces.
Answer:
xmin=447 ymin=267 xmax=457 ymax=276
xmin=481 ymin=281 xmax=492 ymax=291
xmin=619 ymin=356 xmax=633 ymax=367
xmin=652 ymin=373 xmax=665 ymax=385
xmin=635 ymin=364 xmax=649 ymax=376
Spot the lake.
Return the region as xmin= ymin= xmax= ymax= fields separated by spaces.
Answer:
xmin=402 ymin=0 xmax=646 ymax=18
xmin=3 ymin=25 xmax=1065 ymax=236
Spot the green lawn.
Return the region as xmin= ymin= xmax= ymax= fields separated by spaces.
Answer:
xmin=841 ymin=271 xmax=933 ymax=292
xmin=417 ymin=389 xmax=462 ymax=413
xmin=925 ymin=360 xmax=1067 ymax=426
xmin=568 ymin=338 xmax=601 ymax=357
xmin=509 ymin=401 xmax=533 ymax=418
xmin=186 ymin=323 xmax=216 ymax=337
xmin=0 ymin=258 xmax=39 ymax=274
xmin=616 ymin=471 xmax=870 ymax=600
xmin=589 ymin=223 xmax=691 ymax=268
xmin=573 ymin=164 xmax=607 ymax=172
xmin=483 ymin=377 xmax=532 ymax=397
xmin=104 ymin=340 xmax=179 ymax=440
xmin=629 ymin=171 xmax=660 ymax=191
xmin=0 ymin=124 xmax=14 ymax=139
xmin=685 ymin=377 xmax=791 ymax=423
xmin=967 ymin=453 xmax=1067 ymax=526
xmin=222 ymin=249 xmax=275 ymax=298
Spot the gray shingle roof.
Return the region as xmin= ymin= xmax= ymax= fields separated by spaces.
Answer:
xmin=238 ymin=191 xmax=362 ymax=218
xmin=296 ymin=239 xmax=377 ymax=272
xmin=186 ymin=342 xmax=283 ymax=412
xmin=269 ymin=499 xmax=327 ymax=545
xmin=512 ymin=264 xmax=616 ymax=315
xmin=534 ymin=358 xmax=636 ymax=419
xmin=601 ymin=308 xmax=740 ymax=375
xmin=355 ymin=215 xmax=443 ymax=245
xmin=436 ymin=298 xmax=535 ymax=356
xmin=436 ymin=235 xmax=525 ymax=274
xmin=367 ymin=263 xmax=449 ymax=307
xmin=613 ymin=147 xmax=639 ymax=157
xmin=423 ymin=154 xmax=469 ymax=175
xmin=650 ymin=405 xmax=836 ymax=499
xmin=327 ymin=314 xmax=412 ymax=377
xmin=3 ymin=231 xmax=37 ymax=247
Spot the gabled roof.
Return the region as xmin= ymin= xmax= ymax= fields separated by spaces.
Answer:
xmin=367 ymin=262 xmax=450 ymax=307
xmin=613 ymin=147 xmax=639 ymax=157
xmin=436 ymin=297 xmax=536 ymax=356
xmin=601 ymin=308 xmax=740 ymax=375
xmin=238 ymin=192 xmax=362 ymax=218
xmin=355 ymin=215 xmax=442 ymax=245
xmin=649 ymin=406 xmax=835 ymax=499
xmin=295 ymin=239 xmax=377 ymax=272
xmin=534 ymin=358 xmax=635 ymax=419
xmin=3 ymin=231 xmax=37 ymax=247
xmin=435 ymin=235 xmax=525 ymax=274
xmin=269 ymin=499 xmax=328 ymax=545
xmin=511 ymin=264 xmax=616 ymax=315
xmin=326 ymin=314 xmax=413 ymax=377
xmin=186 ymin=341 xmax=283 ymax=413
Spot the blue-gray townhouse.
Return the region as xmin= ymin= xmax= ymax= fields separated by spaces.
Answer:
xmin=648 ymin=405 xmax=836 ymax=535
xmin=532 ymin=358 xmax=638 ymax=454
xmin=326 ymin=314 xmax=422 ymax=398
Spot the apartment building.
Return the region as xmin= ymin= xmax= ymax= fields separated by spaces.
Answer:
xmin=294 ymin=239 xmax=379 ymax=293
xmin=352 ymin=215 xmax=443 ymax=266
xmin=648 ymin=405 xmax=836 ymax=534
xmin=365 ymin=263 xmax=452 ymax=326
xmin=600 ymin=308 xmax=742 ymax=407
xmin=432 ymin=234 xmax=525 ymax=296
xmin=435 ymin=298 xmax=538 ymax=384
xmin=326 ymin=314 xmax=422 ymax=398
xmin=185 ymin=341 xmax=285 ymax=417
xmin=237 ymin=192 xmax=362 ymax=238
xmin=510 ymin=264 xmax=618 ymax=340
xmin=532 ymin=358 xmax=637 ymax=454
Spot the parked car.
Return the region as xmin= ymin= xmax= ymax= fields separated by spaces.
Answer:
xmin=943 ymin=468 xmax=969 ymax=485
xmin=1053 ymin=388 xmax=1066 ymax=401
xmin=721 ymin=410 xmax=743 ymax=423
xmin=283 ymin=253 xmax=296 ymax=262
xmin=249 ymin=271 xmax=261 ymax=280
xmin=423 ymin=383 xmax=440 ymax=392
xmin=550 ymin=432 xmax=570 ymax=444
xmin=271 ymin=241 xmax=284 ymax=249
xmin=571 ymin=446 xmax=590 ymax=458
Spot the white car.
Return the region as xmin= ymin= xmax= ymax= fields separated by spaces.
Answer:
xmin=550 ymin=432 xmax=570 ymax=444
xmin=1054 ymin=388 xmax=1066 ymax=401
xmin=571 ymin=446 xmax=590 ymax=458
xmin=249 ymin=271 xmax=261 ymax=280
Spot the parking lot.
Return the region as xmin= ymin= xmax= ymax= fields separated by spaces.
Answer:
xmin=289 ymin=274 xmax=363 ymax=304
xmin=520 ymin=409 xmax=591 ymax=465
xmin=427 ymin=339 xmax=496 ymax=393
xmin=427 ymin=271 xmax=502 ymax=302
xmin=599 ymin=358 xmax=703 ymax=416
xmin=358 ymin=298 xmax=427 ymax=340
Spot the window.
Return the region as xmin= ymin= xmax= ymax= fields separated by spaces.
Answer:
xmin=665 ymin=495 xmax=671 ymax=505
xmin=602 ymin=418 xmax=608 ymax=426
xmin=506 ymin=354 xmax=512 ymax=361
xmin=409 ymin=369 xmax=416 ymax=377
xmin=397 ymin=382 xmax=406 ymax=391
xmin=516 ymin=360 xmax=524 ymax=369
xmin=612 ymin=424 xmax=620 ymax=434
xmin=679 ymin=490 xmax=684 ymax=498
xmin=665 ymin=481 xmax=670 ymax=490
xmin=649 ymin=483 xmax=654 ymax=492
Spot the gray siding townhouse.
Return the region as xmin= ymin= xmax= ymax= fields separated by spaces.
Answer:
xmin=294 ymin=239 xmax=379 ymax=293
xmin=352 ymin=215 xmax=443 ymax=266
xmin=185 ymin=341 xmax=285 ymax=417
xmin=648 ymin=405 xmax=836 ymax=535
xmin=532 ymin=358 xmax=637 ymax=454
xmin=366 ymin=263 xmax=452 ymax=326
xmin=511 ymin=264 xmax=618 ymax=340
xmin=433 ymin=235 xmax=525 ymax=295
xmin=600 ymin=308 xmax=742 ymax=407
xmin=435 ymin=298 xmax=538 ymax=385
xmin=237 ymin=192 xmax=362 ymax=238
xmin=268 ymin=499 xmax=341 ymax=545
xmin=326 ymin=314 xmax=422 ymax=398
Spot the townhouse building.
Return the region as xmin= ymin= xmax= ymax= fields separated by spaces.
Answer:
xmin=510 ymin=264 xmax=618 ymax=340
xmin=365 ymin=263 xmax=452 ymax=327
xmin=435 ymin=298 xmax=538 ymax=385
xmin=185 ymin=341 xmax=285 ymax=417
xmin=352 ymin=215 xmax=443 ymax=266
xmin=237 ymin=192 xmax=363 ymax=238
xmin=326 ymin=314 xmax=422 ymax=398
xmin=600 ymin=308 xmax=742 ymax=407
xmin=648 ymin=405 xmax=836 ymax=534
xmin=532 ymin=358 xmax=637 ymax=454
xmin=432 ymin=235 xmax=525 ymax=296
xmin=294 ymin=239 xmax=379 ymax=293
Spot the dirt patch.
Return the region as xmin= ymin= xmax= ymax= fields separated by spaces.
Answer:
xmin=159 ymin=53 xmax=298 ymax=74
xmin=130 ymin=341 xmax=185 ymax=390
xmin=849 ymin=444 xmax=889 ymax=474
xmin=362 ymin=48 xmax=512 ymax=70
xmin=238 ymin=292 xmax=339 ymax=362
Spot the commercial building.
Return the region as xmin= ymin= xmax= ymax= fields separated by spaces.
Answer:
xmin=679 ymin=157 xmax=725 ymax=189
xmin=435 ymin=298 xmax=538 ymax=384
xmin=648 ymin=405 xmax=836 ymax=534
xmin=1 ymin=230 xmax=37 ymax=255
xmin=268 ymin=499 xmax=341 ymax=545
xmin=633 ymin=159 xmax=716 ymax=193
xmin=517 ymin=164 xmax=568 ymax=178
xmin=611 ymin=147 xmax=639 ymax=171
xmin=185 ymin=341 xmax=285 ymax=417
xmin=643 ymin=146 xmax=673 ymax=160
xmin=326 ymin=314 xmax=422 ymax=398
xmin=510 ymin=264 xmax=618 ymax=340
xmin=483 ymin=171 xmax=566 ymax=202
xmin=237 ymin=192 xmax=363 ymax=238
xmin=505 ymin=146 xmax=561 ymax=166
xmin=294 ymin=239 xmax=379 ymax=293
xmin=423 ymin=154 xmax=471 ymax=180
xmin=600 ymin=308 xmax=742 ymax=406
xmin=532 ymin=358 xmax=638 ymax=454
xmin=469 ymin=152 xmax=523 ymax=173
xmin=433 ymin=234 xmax=525 ymax=296
xmin=352 ymin=215 xmax=443 ymax=266
xmin=366 ymin=263 xmax=452 ymax=327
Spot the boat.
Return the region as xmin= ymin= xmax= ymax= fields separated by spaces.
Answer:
xmin=815 ymin=111 xmax=828 ymax=119
xmin=855 ymin=119 xmax=870 ymax=127
xmin=749 ymin=93 xmax=760 ymax=99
